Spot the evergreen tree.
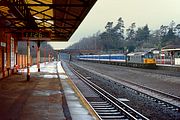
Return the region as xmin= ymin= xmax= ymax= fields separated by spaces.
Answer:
xmin=126 ymin=23 xmax=136 ymax=52
xmin=113 ymin=17 xmax=125 ymax=49
xmin=175 ymin=24 xmax=180 ymax=37
xmin=135 ymin=25 xmax=150 ymax=48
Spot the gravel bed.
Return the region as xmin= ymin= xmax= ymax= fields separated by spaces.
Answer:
xmin=72 ymin=61 xmax=180 ymax=97
xmin=62 ymin=62 xmax=99 ymax=98
xmin=70 ymin=61 xmax=180 ymax=120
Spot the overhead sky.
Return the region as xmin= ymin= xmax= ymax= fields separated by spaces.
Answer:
xmin=49 ymin=0 xmax=180 ymax=50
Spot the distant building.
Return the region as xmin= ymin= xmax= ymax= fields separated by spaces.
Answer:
xmin=161 ymin=45 xmax=180 ymax=65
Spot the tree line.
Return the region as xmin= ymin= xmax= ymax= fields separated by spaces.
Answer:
xmin=67 ymin=17 xmax=180 ymax=53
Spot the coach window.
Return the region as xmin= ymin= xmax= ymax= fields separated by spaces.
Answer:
xmin=149 ymin=54 xmax=153 ymax=58
xmin=143 ymin=55 xmax=146 ymax=58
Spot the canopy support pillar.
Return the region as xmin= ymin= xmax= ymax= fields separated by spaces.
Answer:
xmin=37 ymin=41 xmax=41 ymax=72
xmin=27 ymin=39 xmax=30 ymax=81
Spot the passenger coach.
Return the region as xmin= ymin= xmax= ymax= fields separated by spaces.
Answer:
xmin=78 ymin=51 xmax=156 ymax=68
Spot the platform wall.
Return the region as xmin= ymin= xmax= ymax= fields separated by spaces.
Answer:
xmin=0 ymin=26 xmax=33 ymax=79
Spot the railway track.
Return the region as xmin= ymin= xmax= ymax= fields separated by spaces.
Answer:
xmin=119 ymin=78 xmax=180 ymax=112
xmin=70 ymin=62 xmax=180 ymax=113
xmin=70 ymin=66 xmax=149 ymax=120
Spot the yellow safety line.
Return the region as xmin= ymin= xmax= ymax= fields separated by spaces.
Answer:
xmin=66 ymin=78 xmax=100 ymax=120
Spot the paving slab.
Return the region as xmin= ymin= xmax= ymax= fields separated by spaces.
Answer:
xmin=0 ymin=62 xmax=66 ymax=120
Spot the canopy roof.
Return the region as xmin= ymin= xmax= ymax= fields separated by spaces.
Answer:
xmin=162 ymin=45 xmax=180 ymax=51
xmin=0 ymin=0 xmax=96 ymax=41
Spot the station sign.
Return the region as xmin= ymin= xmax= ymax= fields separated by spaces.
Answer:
xmin=22 ymin=30 xmax=51 ymax=41
xmin=1 ymin=42 xmax=6 ymax=47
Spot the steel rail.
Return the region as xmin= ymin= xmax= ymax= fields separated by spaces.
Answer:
xmin=71 ymin=62 xmax=180 ymax=112
xmin=70 ymin=66 xmax=149 ymax=120
xmin=122 ymin=78 xmax=180 ymax=101
xmin=118 ymin=79 xmax=180 ymax=112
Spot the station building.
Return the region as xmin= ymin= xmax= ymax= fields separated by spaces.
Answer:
xmin=161 ymin=45 xmax=180 ymax=65
xmin=0 ymin=23 xmax=30 ymax=79
xmin=0 ymin=0 xmax=97 ymax=80
xmin=0 ymin=26 xmax=18 ymax=78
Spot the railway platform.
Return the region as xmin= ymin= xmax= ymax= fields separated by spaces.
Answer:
xmin=157 ymin=64 xmax=180 ymax=71
xmin=0 ymin=61 xmax=97 ymax=120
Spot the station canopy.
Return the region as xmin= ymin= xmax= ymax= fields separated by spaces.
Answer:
xmin=0 ymin=0 xmax=96 ymax=41
xmin=162 ymin=45 xmax=180 ymax=51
